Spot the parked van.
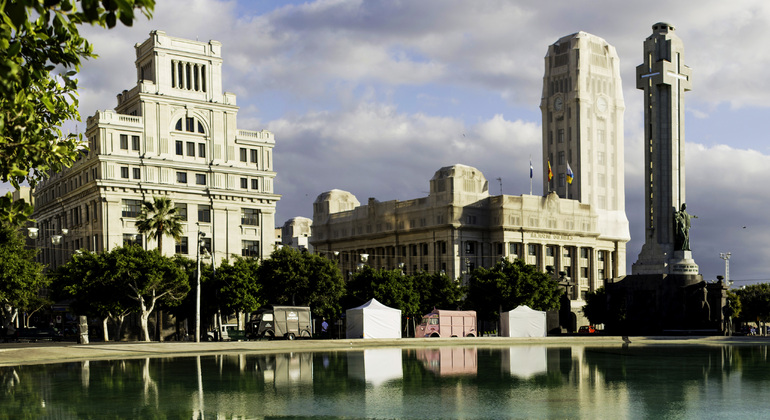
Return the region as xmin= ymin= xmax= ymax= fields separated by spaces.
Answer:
xmin=417 ymin=310 xmax=477 ymax=338
xmin=247 ymin=305 xmax=312 ymax=340
xmin=206 ymin=324 xmax=243 ymax=341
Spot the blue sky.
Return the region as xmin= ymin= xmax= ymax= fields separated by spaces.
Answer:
xmin=7 ymin=0 xmax=770 ymax=284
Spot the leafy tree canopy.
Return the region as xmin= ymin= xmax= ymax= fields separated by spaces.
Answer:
xmin=1 ymin=0 xmax=154 ymax=226
xmin=736 ymin=283 xmax=770 ymax=325
xmin=0 ymin=223 xmax=46 ymax=323
xmin=345 ymin=266 xmax=419 ymax=317
xmin=465 ymin=259 xmax=562 ymax=321
xmin=214 ymin=257 xmax=264 ymax=314
xmin=411 ymin=271 xmax=466 ymax=315
xmin=257 ymin=247 xmax=346 ymax=320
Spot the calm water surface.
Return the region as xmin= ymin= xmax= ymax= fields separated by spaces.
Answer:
xmin=1 ymin=344 xmax=769 ymax=419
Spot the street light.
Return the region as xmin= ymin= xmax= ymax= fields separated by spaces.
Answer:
xmin=195 ymin=228 xmax=206 ymax=343
xmin=720 ymin=252 xmax=731 ymax=285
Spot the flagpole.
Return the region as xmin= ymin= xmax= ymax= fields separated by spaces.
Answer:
xmin=529 ymin=155 xmax=533 ymax=195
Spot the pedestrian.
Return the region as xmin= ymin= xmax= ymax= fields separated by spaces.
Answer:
xmin=321 ymin=319 xmax=329 ymax=338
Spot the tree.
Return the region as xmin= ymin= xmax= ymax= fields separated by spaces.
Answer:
xmin=52 ymin=249 xmax=133 ymax=341
xmin=0 ymin=0 xmax=155 ymax=226
xmin=0 ymin=223 xmax=47 ymax=329
xmin=135 ymin=196 xmax=183 ymax=253
xmin=736 ymin=284 xmax=770 ymax=334
xmin=102 ymin=245 xmax=189 ymax=341
xmin=257 ymin=247 xmax=346 ymax=321
xmin=411 ymin=271 xmax=466 ymax=315
xmin=214 ymin=257 xmax=265 ymax=319
xmin=345 ymin=266 xmax=420 ymax=317
xmin=465 ymin=259 xmax=562 ymax=322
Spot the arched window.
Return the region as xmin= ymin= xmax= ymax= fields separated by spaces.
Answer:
xmin=174 ymin=117 xmax=206 ymax=135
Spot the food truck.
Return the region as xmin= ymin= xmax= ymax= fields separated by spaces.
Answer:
xmin=416 ymin=309 xmax=477 ymax=338
xmin=247 ymin=305 xmax=312 ymax=340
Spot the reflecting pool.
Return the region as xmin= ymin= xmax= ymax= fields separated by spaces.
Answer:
xmin=2 ymin=344 xmax=770 ymax=419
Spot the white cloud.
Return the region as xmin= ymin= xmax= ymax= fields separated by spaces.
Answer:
xmin=9 ymin=0 xmax=770 ymax=283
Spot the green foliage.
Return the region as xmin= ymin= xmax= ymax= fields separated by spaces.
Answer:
xmin=51 ymin=246 xmax=132 ymax=320
xmin=346 ymin=266 xmax=420 ymax=316
xmin=735 ymin=284 xmax=770 ymax=325
xmin=0 ymin=223 xmax=47 ymax=322
xmin=411 ymin=271 xmax=466 ymax=315
xmin=52 ymin=244 xmax=189 ymax=340
xmin=257 ymin=247 xmax=346 ymax=320
xmin=134 ymin=196 xmax=183 ymax=252
xmin=0 ymin=0 xmax=154 ymax=226
xmin=214 ymin=257 xmax=264 ymax=314
xmin=465 ymin=259 xmax=562 ymax=321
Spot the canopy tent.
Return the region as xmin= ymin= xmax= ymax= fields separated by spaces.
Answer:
xmin=500 ymin=305 xmax=547 ymax=337
xmin=346 ymin=298 xmax=401 ymax=339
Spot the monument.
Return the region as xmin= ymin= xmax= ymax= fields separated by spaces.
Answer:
xmin=607 ymin=23 xmax=725 ymax=334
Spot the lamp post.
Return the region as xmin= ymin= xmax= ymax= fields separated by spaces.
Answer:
xmin=720 ymin=252 xmax=731 ymax=286
xmin=195 ymin=228 xmax=206 ymax=343
xmin=28 ymin=227 xmax=68 ymax=267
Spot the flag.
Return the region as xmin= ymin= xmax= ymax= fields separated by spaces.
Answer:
xmin=566 ymin=162 xmax=574 ymax=184
xmin=548 ymin=161 xmax=553 ymax=181
xmin=529 ymin=158 xmax=533 ymax=179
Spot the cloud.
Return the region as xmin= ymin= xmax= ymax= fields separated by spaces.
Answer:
xmin=12 ymin=0 xmax=770 ymax=285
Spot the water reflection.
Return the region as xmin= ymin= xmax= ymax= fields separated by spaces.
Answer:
xmin=348 ymin=348 xmax=403 ymax=385
xmin=1 ymin=344 xmax=770 ymax=418
xmin=501 ymin=346 xmax=546 ymax=379
xmin=416 ymin=347 xmax=477 ymax=376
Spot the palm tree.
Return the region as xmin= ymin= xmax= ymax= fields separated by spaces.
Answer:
xmin=135 ymin=196 xmax=184 ymax=253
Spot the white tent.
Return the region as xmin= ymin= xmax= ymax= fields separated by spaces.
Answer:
xmin=500 ymin=305 xmax=547 ymax=337
xmin=346 ymin=299 xmax=401 ymax=339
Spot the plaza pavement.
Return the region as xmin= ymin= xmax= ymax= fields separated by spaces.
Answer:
xmin=1 ymin=335 xmax=768 ymax=367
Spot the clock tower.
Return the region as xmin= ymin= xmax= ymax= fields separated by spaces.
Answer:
xmin=540 ymin=32 xmax=630 ymax=248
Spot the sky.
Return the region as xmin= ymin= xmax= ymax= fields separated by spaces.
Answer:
xmin=9 ymin=0 xmax=770 ymax=285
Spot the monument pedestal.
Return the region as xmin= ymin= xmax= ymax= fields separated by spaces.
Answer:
xmin=606 ymin=272 xmax=726 ymax=335
xmin=669 ymin=250 xmax=699 ymax=275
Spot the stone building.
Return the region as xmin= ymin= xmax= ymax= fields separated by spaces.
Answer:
xmin=541 ymin=31 xmax=630 ymax=265
xmin=32 ymin=31 xmax=279 ymax=269
xmin=311 ymin=164 xmax=627 ymax=329
xmin=280 ymin=217 xmax=313 ymax=252
xmin=309 ymin=31 xmax=630 ymax=330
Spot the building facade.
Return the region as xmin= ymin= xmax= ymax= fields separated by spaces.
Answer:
xmin=540 ymin=31 xmax=630 ymax=263
xmin=280 ymin=217 xmax=313 ymax=252
xmin=311 ymin=165 xmax=626 ymax=327
xmin=310 ymin=31 xmax=632 ymax=329
xmin=32 ymin=31 xmax=279 ymax=268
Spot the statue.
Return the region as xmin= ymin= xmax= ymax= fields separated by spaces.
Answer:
xmin=674 ymin=203 xmax=697 ymax=251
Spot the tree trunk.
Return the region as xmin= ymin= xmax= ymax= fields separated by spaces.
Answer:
xmin=140 ymin=310 xmax=151 ymax=342
xmin=102 ymin=317 xmax=110 ymax=341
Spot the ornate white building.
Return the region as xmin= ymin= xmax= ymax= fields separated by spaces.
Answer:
xmin=32 ymin=31 xmax=279 ymax=268
xmin=310 ymin=31 xmax=631 ymax=330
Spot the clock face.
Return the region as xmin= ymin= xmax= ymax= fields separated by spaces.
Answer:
xmin=597 ymin=97 xmax=608 ymax=113
xmin=554 ymin=97 xmax=563 ymax=111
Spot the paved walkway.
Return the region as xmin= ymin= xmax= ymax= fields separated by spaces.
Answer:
xmin=0 ymin=335 xmax=766 ymax=367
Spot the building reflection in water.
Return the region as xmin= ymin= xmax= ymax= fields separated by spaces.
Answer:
xmin=416 ymin=347 xmax=477 ymax=376
xmin=2 ymin=344 xmax=770 ymax=418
